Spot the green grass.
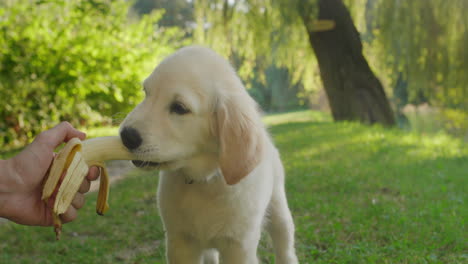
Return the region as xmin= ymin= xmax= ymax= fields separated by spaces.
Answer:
xmin=1 ymin=110 xmax=467 ymax=263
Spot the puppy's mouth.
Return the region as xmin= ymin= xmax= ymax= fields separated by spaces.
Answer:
xmin=131 ymin=160 xmax=166 ymax=168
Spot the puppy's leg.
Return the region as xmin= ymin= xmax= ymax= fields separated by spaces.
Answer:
xmin=218 ymin=238 xmax=259 ymax=264
xmin=266 ymin=187 xmax=299 ymax=264
xmin=166 ymin=234 xmax=203 ymax=264
xmin=201 ymin=249 xmax=219 ymax=264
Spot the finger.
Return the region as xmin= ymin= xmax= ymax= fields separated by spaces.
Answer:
xmin=38 ymin=122 xmax=87 ymax=149
xmin=53 ymin=121 xmax=86 ymax=142
xmin=71 ymin=192 xmax=85 ymax=209
xmin=60 ymin=206 xmax=78 ymax=224
xmin=78 ymin=178 xmax=91 ymax=193
xmin=86 ymin=166 xmax=101 ymax=182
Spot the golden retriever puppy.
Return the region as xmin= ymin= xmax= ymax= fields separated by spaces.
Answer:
xmin=120 ymin=46 xmax=298 ymax=264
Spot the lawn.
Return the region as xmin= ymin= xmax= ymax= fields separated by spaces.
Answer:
xmin=1 ymin=110 xmax=467 ymax=263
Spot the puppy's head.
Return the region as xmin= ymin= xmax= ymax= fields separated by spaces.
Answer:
xmin=120 ymin=46 xmax=263 ymax=185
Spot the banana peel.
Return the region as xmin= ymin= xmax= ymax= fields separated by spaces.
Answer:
xmin=41 ymin=136 xmax=136 ymax=240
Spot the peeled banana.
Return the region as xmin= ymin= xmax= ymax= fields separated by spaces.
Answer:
xmin=41 ymin=136 xmax=135 ymax=240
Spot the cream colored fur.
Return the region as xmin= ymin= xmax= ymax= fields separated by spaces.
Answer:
xmin=120 ymin=46 xmax=298 ymax=263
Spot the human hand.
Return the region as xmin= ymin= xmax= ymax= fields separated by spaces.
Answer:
xmin=0 ymin=122 xmax=100 ymax=226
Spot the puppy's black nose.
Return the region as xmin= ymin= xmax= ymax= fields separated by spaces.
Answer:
xmin=120 ymin=127 xmax=142 ymax=150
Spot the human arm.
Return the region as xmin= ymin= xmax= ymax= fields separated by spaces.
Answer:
xmin=0 ymin=122 xmax=99 ymax=226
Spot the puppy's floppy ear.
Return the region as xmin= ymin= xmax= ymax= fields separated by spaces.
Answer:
xmin=216 ymin=92 xmax=264 ymax=185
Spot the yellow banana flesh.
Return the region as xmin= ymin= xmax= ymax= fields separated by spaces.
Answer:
xmin=41 ymin=136 xmax=135 ymax=240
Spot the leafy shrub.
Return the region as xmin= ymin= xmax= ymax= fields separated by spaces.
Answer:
xmin=440 ymin=108 xmax=468 ymax=139
xmin=0 ymin=0 xmax=184 ymax=147
xmin=402 ymin=104 xmax=468 ymax=139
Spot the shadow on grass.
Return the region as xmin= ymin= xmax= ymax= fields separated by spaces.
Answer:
xmin=269 ymin=121 xmax=467 ymax=262
xmin=1 ymin=116 xmax=466 ymax=263
xmin=0 ymin=170 xmax=165 ymax=263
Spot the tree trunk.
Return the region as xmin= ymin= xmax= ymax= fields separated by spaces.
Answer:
xmin=302 ymin=0 xmax=396 ymax=126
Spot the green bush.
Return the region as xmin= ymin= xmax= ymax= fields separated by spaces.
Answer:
xmin=0 ymin=0 xmax=184 ymax=147
xmin=401 ymin=104 xmax=468 ymax=139
xmin=440 ymin=108 xmax=468 ymax=139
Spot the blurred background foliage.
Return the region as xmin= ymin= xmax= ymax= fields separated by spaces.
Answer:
xmin=0 ymin=0 xmax=184 ymax=146
xmin=0 ymin=0 xmax=467 ymax=148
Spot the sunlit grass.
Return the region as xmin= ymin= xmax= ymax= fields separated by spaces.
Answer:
xmin=267 ymin=113 xmax=467 ymax=263
xmin=263 ymin=110 xmax=331 ymax=126
xmin=1 ymin=110 xmax=467 ymax=263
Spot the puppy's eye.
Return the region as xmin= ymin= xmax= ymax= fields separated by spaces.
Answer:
xmin=170 ymin=102 xmax=191 ymax=115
